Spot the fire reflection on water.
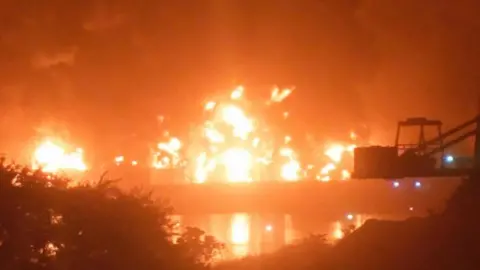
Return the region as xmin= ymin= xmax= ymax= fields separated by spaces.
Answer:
xmin=230 ymin=214 xmax=250 ymax=257
xmin=172 ymin=213 xmax=369 ymax=260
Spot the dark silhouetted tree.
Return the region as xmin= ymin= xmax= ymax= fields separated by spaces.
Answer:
xmin=0 ymin=159 xmax=222 ymax=270
xmin=176 ymin=227 xmax=225 ymax=266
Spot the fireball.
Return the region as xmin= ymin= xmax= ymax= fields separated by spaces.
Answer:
xmin=32 ymin=140 xmax=87 ymax=173
xmin=152 ymin=85 xmax=362 ymax=183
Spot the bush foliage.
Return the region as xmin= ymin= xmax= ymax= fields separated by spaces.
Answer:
xmin=0 ymin=160 xmax=223 ymax=270
xmin=2 ymin=158 xmax=479 ymax=270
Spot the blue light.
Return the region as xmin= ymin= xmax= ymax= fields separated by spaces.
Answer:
xmin=414 ymin=181 xmax=421 ymax=188
xmin=445 ymin=155 xmax=454 ymax=163
xmin=393 ymin=181 xmax=400 ymax=188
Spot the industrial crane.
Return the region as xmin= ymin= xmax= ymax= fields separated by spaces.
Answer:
xmin=352 ymin=115 xmax=480 ymax=179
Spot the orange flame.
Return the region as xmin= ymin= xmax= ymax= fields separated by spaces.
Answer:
xmin=32 ymin=140 xmax=87 ymax=173
xmin=151 ymin=85 xmax=362 ymax=183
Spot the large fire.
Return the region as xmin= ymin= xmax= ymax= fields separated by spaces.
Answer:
xmin=32 ymin=140 xmax=87 ymax=173
xmin=152 ymin=86 xmax=360 ymax=183
xmin=30 ymin=86 xmax=362 ymax=183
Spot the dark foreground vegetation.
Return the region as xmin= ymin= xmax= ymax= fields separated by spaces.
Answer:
xmin=1 ymin=160 xmax=479 ymax=270
xmin=0 ymin=161 xmax=222 ymax=270
xmin=217 ymin=176 xmax=480 ymax=270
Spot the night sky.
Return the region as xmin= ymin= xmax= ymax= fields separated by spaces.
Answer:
xmin=0 ymin=0 xmax=479 ymax=159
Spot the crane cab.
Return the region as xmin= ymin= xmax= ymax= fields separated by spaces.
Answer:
xmin=353 ymin=117 xmax=442 ymax=179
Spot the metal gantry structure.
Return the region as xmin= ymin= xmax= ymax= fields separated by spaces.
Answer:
xmin=352 ymin=115 xmax=480 ymax=180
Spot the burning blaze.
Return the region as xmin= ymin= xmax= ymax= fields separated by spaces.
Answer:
xmin=152 ymin=85 xmax=363 ymax=183
xmin=317 ymin=143 xmax=356 ymax=181
xmin=190 ymin=96 xmax=259 ymax=183
xmin=269 ymin=87 xmax=293 ymax=103
xmin=279 ymin=147 xmax=301 ymax=181
xmin=188 ymin=86 xmax=300 ymax=183
xmin=152 ymin=137 xmax=183 ymax=169
xmin=32 ymin=140 xmax=87 ymax=173
xmin=222 ymin=148 xmax=253 ymax=182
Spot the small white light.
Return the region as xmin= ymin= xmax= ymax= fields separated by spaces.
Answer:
xmin=265 ymin=225 xmax=273 ymax=232
xmin=409 ymin=207 xmax=414 ymax=211
xmin=346 ymin=214 xmax=354 ymax=220
xmin=393 ymin=181 xmax=400 ymax=188
xmin=414 ymin=181 xmax=421 ymax=188
xmin=445 ymin=155 xmax=454 ymax=163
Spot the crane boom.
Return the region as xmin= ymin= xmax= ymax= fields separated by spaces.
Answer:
xmin=353 ymin=115 xmax=480 ymax=180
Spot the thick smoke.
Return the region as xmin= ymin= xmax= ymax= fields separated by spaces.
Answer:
xmin=0 ymin=0 xmax=478 ymax=158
